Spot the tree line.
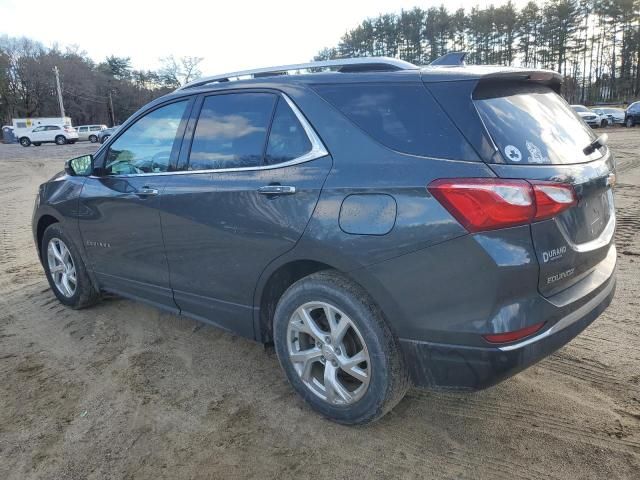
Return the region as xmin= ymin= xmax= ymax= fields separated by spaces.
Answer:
xmin=0 ymin=34 xmax=203 ymax=127
xmin=315 ymin=0 xmax=640 ymax=105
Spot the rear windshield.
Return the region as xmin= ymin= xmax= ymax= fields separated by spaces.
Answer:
xmin=475 ymin=84 xmax=602 ymax=164
xmin=313 ymin=83 xmax=477 ymax=161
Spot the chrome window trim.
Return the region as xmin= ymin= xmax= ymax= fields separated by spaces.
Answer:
xmin=93 ymin=93 xmax=329 ymax=179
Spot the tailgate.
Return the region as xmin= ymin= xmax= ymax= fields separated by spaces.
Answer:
xmin=491 ymin=157 xmax=615 ymax=296
xmin=471 ymin=81 xmax=615 ymax=296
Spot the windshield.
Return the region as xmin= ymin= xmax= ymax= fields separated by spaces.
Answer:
xmin=571 ymin=105 xmax=589 ymax=112
xmin=475 ymin=84 xmax=602 ymax=165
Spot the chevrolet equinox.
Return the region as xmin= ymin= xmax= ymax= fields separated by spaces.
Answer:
xmin=32 ymin=54 xmax=617 ymax=424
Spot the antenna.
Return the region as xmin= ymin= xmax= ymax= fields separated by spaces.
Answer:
xmin=430 ymin=52 xmax=468 ymax=66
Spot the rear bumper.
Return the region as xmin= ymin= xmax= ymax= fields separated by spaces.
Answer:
xmin=400 ymin=270 xmax=616 ymax=391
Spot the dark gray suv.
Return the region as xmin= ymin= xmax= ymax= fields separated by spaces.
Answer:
xmin=32 ymin=55 xmax=616 ymax=424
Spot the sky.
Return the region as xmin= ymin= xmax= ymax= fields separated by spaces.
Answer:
xmin=0 ymin=0 xmax=534 ymax=76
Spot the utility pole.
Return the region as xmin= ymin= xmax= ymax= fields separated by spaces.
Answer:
xmin=53 ymin=66 xmax=66 ymax=122
xmin=108 ymin=91 xmax=115 ymax=127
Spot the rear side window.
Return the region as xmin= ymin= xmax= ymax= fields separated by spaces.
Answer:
xmin=313 ymin=83 xmax=474 ymax=160
xmin=265 ymin=98 xmax=312 ymax=165
xmin=189 ymin=93 xmax=276 ymax=170
xmin=475 ymin=84 xmax=601 ymax=164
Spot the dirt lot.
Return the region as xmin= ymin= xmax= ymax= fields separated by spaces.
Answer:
xmin=0 ymin=130 xmax=639 ymax=480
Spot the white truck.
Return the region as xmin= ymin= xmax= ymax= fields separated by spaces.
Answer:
xmin=12 ymin=117 xmax=78 ymax=147
xmin=12 ymin=117 xmax=72 ymax=137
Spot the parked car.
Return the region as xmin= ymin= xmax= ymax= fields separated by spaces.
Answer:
xmin=98 ymin=126 xmax=119 ymax=143
xmin=75 ymin=124 xmax=108 ymax=142
xmin=32 ymin=55 xmax=616 ymax=425
xmin=571 ymin=105 xmax=606 ymax=127
xmin=593 ymin=107 xmax=625 ymax=126
xmin=19 ymin=125 xmax=78 ymax=147
xmin=624 ymin=101 xmax=640 ymax=127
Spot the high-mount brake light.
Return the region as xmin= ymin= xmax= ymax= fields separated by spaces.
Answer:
xmin=428 ymin=178 xmax=577 ymax=233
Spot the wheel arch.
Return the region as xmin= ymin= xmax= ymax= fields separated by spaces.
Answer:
xmin=253 ymin=253 xmax=403 ymax=345
xmin=36 ymin=214 xmax=60 ymax=260
xmin=255 ymin=259 xmax=335 ymax=343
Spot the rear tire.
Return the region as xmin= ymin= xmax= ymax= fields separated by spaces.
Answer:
xmin=55 ymin=135 xmax=67 ymax=145
xmin=89 ymin=135 xmax=98 ymax=143
xmin=41 ymin=224 xmax=100 ymax=309
xmin=273 ymin=270 xmax=409 ymax=425
xmin=19 ymin=137 xmax=31 ymax=147
xmin=601 ymin=119 xmax=608 ymax=128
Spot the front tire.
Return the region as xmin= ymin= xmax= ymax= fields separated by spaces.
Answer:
xmin=20 ymin=137 xmax=31 ymax=147
xmin=273 ymin=271 xmax=409 ymax=425
xmin=626 ymin=117 xmax=635 ymax=128
xmin=41 ymin=224 xmax=99 ymax=309
xmin=55 ymin=135 xmax=67 ymax=145
xmin=33 ymin=142 xmax=41 ymax=146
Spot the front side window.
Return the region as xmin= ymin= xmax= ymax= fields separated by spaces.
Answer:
xmin=264 ymin=98 xmax=312 ymax=165
xmin=105 ymin=100 xmax=188 ymax=175
xmin=90 ymin=126 xmax=101 ymax=131
xmin=188 ymin=93 xmax=276 ymax=171
xmin=47 ymin=126 xmax=61 ymax=131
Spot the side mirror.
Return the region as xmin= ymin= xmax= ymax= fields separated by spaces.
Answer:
xmin=65 ymin=154 xmax=94 ymax=176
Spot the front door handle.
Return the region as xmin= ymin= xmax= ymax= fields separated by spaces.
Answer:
xmin=257 ymin=185 xmax=296 ymax=195
xmin=136 ymin=187 xmax=159 ymax=197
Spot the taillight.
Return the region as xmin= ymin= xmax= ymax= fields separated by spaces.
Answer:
xmin=483 ymin=321 xmax=545 ymax=344
xmin=428 ymin=178 xmax=576 ymax=233
xmin=531 ymin=181 xmax=577 ymax=220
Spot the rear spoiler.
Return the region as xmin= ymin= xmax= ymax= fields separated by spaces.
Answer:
xmin=474 ymin=70 xmax=562 ymax=96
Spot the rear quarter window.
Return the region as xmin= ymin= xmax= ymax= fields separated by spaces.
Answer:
xmin=313 ymin=83 xmax=477 ymax=161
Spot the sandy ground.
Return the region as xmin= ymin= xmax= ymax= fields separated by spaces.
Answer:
xmin=0 ymin=130 xmax=638 ymax=480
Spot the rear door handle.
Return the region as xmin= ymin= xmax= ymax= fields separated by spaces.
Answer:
xmin=136 ymin=187 xmax=159 ymax=197
xmin=257 ymin=185 xmax=296 ymax=195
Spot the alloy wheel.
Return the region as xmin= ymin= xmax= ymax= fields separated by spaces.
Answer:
xmin=47 ymin=238 xmax=77 ymax=297
xmin=287 ymin=301 xmax=370 ymax=406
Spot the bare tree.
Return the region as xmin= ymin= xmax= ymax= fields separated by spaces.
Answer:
xmin=158 ymin=55 xmax=204 ymax=87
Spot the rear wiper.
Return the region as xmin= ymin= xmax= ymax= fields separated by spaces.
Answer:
xmin=583 ymin=133 xmax=608 ymax=155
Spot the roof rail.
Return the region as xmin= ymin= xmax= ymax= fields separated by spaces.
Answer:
xmin=176 ymin=57 xmax=418 ymax=91
xmin=429 ymin=52 xmax=468 ymax=66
